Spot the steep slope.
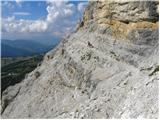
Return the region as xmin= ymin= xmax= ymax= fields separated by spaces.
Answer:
xmin=1 ymin=0 xmax=159 ymax=118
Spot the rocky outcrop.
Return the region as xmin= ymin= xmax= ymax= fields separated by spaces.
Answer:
xmin=81 ymin=0 xmax=159 ymax=38
xmin=83 ymin=0 xmax=159 ymax=23
xmin=1 ymin=0 xmax=159 ymax=119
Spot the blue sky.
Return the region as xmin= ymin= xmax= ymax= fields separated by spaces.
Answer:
xmin=1 ymin=0 xmax=88 ymax=44
xmin=2 ymin=1 xmax=48 ymax=20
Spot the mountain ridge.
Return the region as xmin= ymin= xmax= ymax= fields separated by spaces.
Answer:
xmin=1 ymin=39 xmax=56 ymax=57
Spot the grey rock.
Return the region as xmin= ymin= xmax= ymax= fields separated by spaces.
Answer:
xmin=1 ymin=1 xmax=159 ymax=119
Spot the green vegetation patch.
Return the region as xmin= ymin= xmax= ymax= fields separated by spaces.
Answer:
xmin=1 ymin=55 xmax=43 ymax=93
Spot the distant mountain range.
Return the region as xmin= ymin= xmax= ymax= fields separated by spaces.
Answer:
xmin=1 ymin=39 xmax=58 ymax=57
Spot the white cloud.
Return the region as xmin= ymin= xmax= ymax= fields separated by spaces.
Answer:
xmin=46 ymin=1 xmax=75 ymax=23
xmin=2 ymin=1 xmax=88 ymax=38
xmin=64 ymin=9 xmax=73 ymax=16
xmin=77 ymin=2 xmax=88 ymax=12
xmin=2 ymin=18 xmax=48 ymax=33
xmin=4 ymin=16 xmax=15 ymax=21
xmin=2 ymin=1 xmax=14 ymax=9
xmin=15 ymin=0 xmax=22 ymax=4
xmin=13 ymin=12 xmax=30 ymax=16
xmin=15 ymin=0 xmax=22 ymax=6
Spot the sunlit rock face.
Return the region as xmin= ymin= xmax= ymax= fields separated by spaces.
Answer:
xmin=84 ymin=0 xmax=159 ymax=23
xmin=1 ymin=0 xmax=159 ymax=119
xmin=81 ymin=0 xmax=159 ymax=38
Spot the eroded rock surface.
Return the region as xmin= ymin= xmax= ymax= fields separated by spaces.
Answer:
xmin=1 ymin=0 xmax=159 ymax=119
xmin=83 ymin=0 xmax=159 ymax=23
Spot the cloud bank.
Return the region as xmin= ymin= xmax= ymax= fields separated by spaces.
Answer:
xmin=2 ymin=1 xmax=88 ymax=39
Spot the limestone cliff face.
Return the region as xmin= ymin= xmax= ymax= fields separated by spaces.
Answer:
xmin=80 ymin=0 xmax=159 ymax=38
xmin=1 ymin=1 xmax=159 ymax=119
xmin=83 ymin=0 xmax=159 ymax=23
